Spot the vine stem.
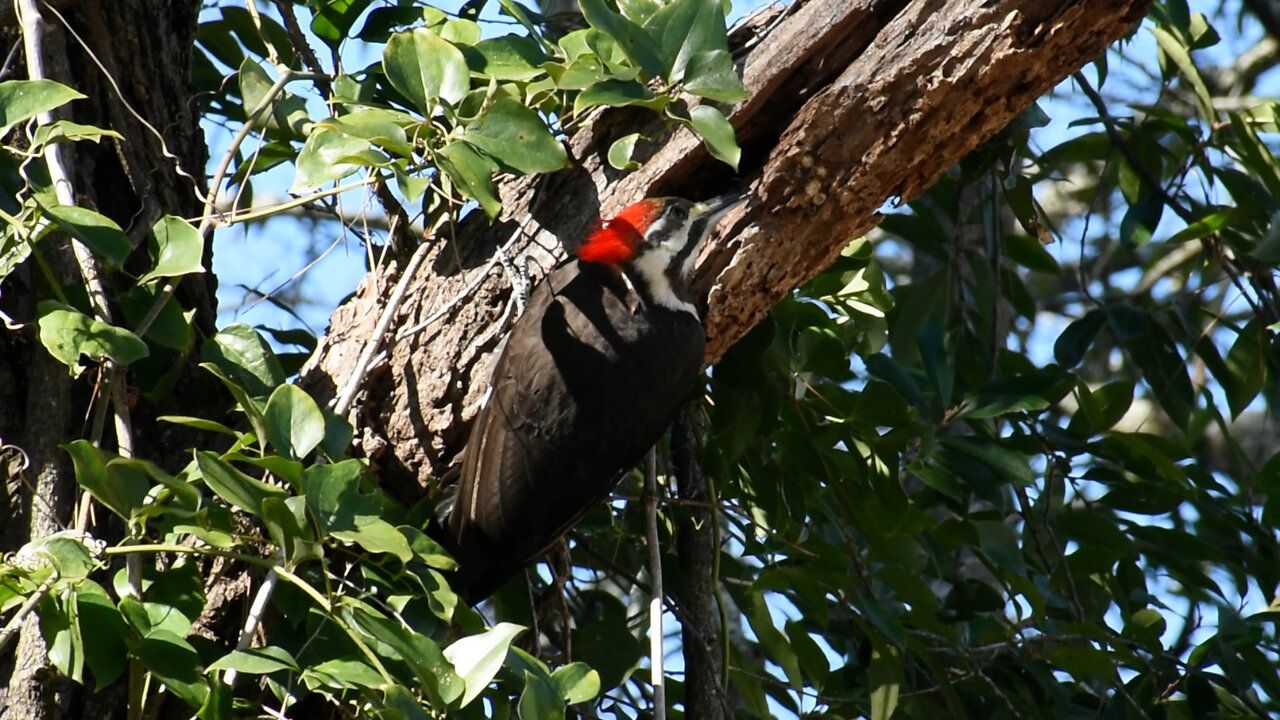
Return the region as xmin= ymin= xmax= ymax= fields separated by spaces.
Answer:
xmin=644 ymin=448 xmax=666 ymax=720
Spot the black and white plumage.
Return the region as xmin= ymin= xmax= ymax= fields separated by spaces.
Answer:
xmin=432 ymin=195 xmax=741 ymax=604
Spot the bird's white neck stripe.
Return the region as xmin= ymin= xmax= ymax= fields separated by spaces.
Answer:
xmin=630 ymin=248 xmax=698 ymax=316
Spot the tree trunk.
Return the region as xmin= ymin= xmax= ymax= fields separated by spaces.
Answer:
xmin=302 ymin=0 xmax=1152 ymax=498
xmin=0 ymin=1 xmax=209 ymax=718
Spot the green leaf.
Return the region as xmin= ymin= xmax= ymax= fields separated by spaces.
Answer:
xmin=462 ymin=97 xmax=568 ymax=174
xmin=138 ymin=215 xmax=204 ymax=283
xmin=869 ymin=645 xmax=902 ymax=720
xmin=518 ymin=671 xmax=564 ymax=720
xmin=302 ymin=460 xmax=413 ymax=561
xmin=32 ymin=533 xmax=101 ymax=581
xmin=384 ymin=28 xmax=470 ymax=111
xmin=401 ymin=526 xmax=458 ymax=570
xmin=683 ymin=49 xmax=747 ymax=102
xmin=310 ymin=0 xmax=375 ymax=50
xmin=158 ymin=415 xmax=242 ymax=437
xmin=42 ymin=591 xmax=83 ymax=682
xmin=1167 ymin=208 xmax=1230 ymax=244
xmin=383 ymin=684 xmax=433 ymax=720
xmin=607 ymin=132 xmax=642 ymax=170
xmin=290 ymin=126 xmax=386 ymax=194
xmin=942 ymin=436 xmax=1033 ymax=487
xmin=134 ymin=630 xmax=208 ymax=709
xmin=617 ymin=0 xmax=660 ymax=23
xmin=324 ymin=109 xmax=414 ymax=157
xmin=577 ymin=0 xmax=664 ymax=78
xmin=206 ymin=646 xmax=299 ymax=675
xmin=1 ymin=233 xmax=32 ymax=285
xmin=1054 ymin=309 xmax=1106 ymax=368
xmin=0 ymin=79 xmax=85 ymax=136
xmin=201 ymin=324 xmax=286 ymax=397
xmin=1152 ymin=26 xmax=1214 ymax=120
xmin=1068 ymin=380 xmax=1135 ymax=436
xmin=40 ymin=204 xmax=130 ymax=266
xmin=320 ymin=409 xmax=354 ymax=460
xmin=689 ymin=104 xmax=739 ymax=170
xmin=340 ymin=599 xmax=463 ymax=702
xmin=302 ymin=658 xmax=384 ymax=690
xmin=37 ymin=301 xmax=149 ymax=375
xmin=199 ymin=363 xmax=269 ymax=445
xmin=1005 ymin=232 xmax=1060 ymax=274
xmin=353 ymin=5 xmax=417 ymax=40
xmin=437 ymin=141 xmax=502 ymax=221
xmin=1222 ymin=320 xmax=1266 ymax=417
xmin=237 ymin=58 xmax=310 ymax=137
xmin=1106 ymin=304 xmax=1195 ymax=428
xmin=573 ymin=79 xmax=656 ymax=116
xmin=64 ymin=440 xmax=150 ymax=521
xmin=743 ymin=591 xmax=802 ymax=692
xmin=443 ymin=622 xmax=526 ymax=708
xmin=194 ymin=451 xmax=287 ymax=517
xmin=1122 ymin=607 xmax=1167 ymax=650
xmin=551 ymin=663 xmax=600 ymax=704
xmin=261 ymin=496 xmax=322 ymax=568
xmin=119 ymin=284 xmax=194 ymax=351
xmin=30 ymin=120 xmax=123 ymax=146
xmin=76 ymin=581 xmax=127 ymax=689
xmin=438 ymin=17 xmax=482 ymax=46
xmin=1119 ymin=189 xmax=1163 ymax=246
xmin=263 ymin=385 xmax=325 ymax=461
xmin=642 ymin=0 xmax=730 ymax=81
xmin=466 ymin=35 xmax=548 ymax=81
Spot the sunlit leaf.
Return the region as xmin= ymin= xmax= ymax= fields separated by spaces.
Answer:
xmin=36 ymin=301 xmax=149 ymax=375
xmin=461 ymin=97 xmax=568 ymax=173
xmin=444 ymin=623 xmax=525 ymax=707
xmin=689 ymin=104 xmax=739 ymax=170
xmin=0 ymin=79 xmax=85 ymax=136
xmin=384 ymin=28 xmax=470 ymax=111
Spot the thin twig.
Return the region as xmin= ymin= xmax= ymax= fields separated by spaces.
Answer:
xmin=222 ymin=553 xmax=283 ymax=689
xmin=0 ymin=573 xmax=56 ymax=655
xmin=644 ymin=448 xmax=666 ymax=720
xmin=273 ymin=0 xmax=332 ymax=98
xmin=134 ymin=67 xmax=297 ymax=340
xmin=331 ymin=229 xmax=435 ymax=415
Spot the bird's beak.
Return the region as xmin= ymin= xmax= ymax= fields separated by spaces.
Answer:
xmin=691 ymin=193 xmax=746 ymax=225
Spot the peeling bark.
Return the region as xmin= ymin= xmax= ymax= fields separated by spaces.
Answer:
xmin=302 ymin=0 xmax=1151 ymax=497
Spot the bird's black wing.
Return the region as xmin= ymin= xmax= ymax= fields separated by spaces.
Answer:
xmin=438 ymin=261 xmax=704 ymax=603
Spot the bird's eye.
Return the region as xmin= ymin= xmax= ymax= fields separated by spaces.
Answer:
xmin=668 ymin=205 xmax=688 ymax=222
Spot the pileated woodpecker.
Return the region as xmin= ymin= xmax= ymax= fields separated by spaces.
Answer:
xmin=434 ymin=194 xmax=742 ymax=604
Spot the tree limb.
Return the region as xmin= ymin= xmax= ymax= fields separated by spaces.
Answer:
xmin=302 ymin=0 xmax=1152 ymax=495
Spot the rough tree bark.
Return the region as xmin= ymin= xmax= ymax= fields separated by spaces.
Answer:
xmin=0 ymin=2 xmax=209 ymax=718
xmin=302 ymin=0 xmax=1152 ymax=497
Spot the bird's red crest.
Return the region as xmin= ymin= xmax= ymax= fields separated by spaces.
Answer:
xmin=577 ymin=199 xmax=664 ymax=265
